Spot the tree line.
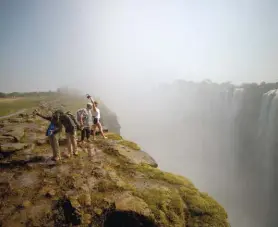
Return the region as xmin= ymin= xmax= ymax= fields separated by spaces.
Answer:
xmin=0 ymin=91 xmax=58 ymax=98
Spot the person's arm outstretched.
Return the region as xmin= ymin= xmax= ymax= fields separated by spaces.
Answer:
xmin=33 ymin=110 xmax=52 ymax=121
xmin=87 ymin=94 xmax=97 ymax=111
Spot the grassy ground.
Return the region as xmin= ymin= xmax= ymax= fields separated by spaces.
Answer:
xmin=0 ymin=94 xmax=90 ymax=117
xmin=61 ymin=96 xmax=88 ymax=113
xmin=0 ymin=96 xmax=53 ymax=117
xmin=0 ymin=97 xmax=24 ymax=103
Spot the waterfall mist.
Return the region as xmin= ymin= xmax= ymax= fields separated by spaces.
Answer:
xmin=1 ymin=0 xmax=277 ymax=226
xmin=106 ymin=81 xmax=278 ymax=227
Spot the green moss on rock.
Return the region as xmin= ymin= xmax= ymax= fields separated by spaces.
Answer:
xmin=106 ymin=133 xmax=123 ymax=140
xmin=0 ymin=100 xmax=229 ymax=227
xmin=134 ymin=187 xmax=186 ymax=226
xmin=136 ymin=164 xmax=193 ymax=186
xmin=179 ymin=186 xmax=228 ymax=227
xmin=118 ymin=140 xmax=141 ymax=150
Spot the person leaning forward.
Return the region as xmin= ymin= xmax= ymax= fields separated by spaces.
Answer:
xmin=34 ymin=109 xmax=78 ymax=160
xmin=33 ymin=109 xmax=62 ymax=161
xmin=61 ymin=112 xmax=79 ymax=158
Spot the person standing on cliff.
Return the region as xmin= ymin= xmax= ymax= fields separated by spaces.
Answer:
xmin=86 ymin=94 xmax=107 ymax=140
xmin=33 ymin=109 xmax=62 ymax=161
xmin=78 ymin=103 xmax=94 ymax=143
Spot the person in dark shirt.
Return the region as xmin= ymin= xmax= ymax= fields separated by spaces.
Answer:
xmin=34 ymin=109 xmax=78 ymax=161
xmin=61 ymin=112 xmax=79 ymax=157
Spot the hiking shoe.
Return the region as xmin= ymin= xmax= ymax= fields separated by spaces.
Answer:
xmin=73 ymin=152 xmax=79 ymax=156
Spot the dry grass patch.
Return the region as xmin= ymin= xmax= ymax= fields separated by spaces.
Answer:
xmin=0 ymin=97 xmax=42 ymax=116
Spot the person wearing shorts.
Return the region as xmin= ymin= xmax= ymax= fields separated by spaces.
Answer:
xmin=86 ymin=95 xmax=107 ymax=140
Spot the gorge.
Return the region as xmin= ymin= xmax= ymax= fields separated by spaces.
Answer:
xmin=114 ymin=80 xmax=278 ymax=227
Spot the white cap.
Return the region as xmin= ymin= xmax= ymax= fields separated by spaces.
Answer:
xmin=87 ymin=102 xmax=92 ymax=106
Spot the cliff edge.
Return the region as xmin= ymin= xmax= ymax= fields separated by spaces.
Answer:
xmin=0 ymin=101 xmax=229 ymax=227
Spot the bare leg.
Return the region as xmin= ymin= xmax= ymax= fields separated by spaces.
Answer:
xmin=92 ymin=124 xmax=97 ymax=140
xmin=97 ymin=122 xmax=107 ymax=139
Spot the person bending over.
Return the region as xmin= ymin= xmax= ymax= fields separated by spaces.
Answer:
xmin=34 ymin=109 xmax=78 ymax=159
xmin=33 ymin=109 xmax=62 ymax=161
xmin=86 ymin=95 xmax=107 ymax=140
xmin=60 ymin=111 xmax=79 ymax=157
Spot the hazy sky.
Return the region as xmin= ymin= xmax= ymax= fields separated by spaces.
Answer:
xmin=0 ymin=0 xmax=277 ymax=93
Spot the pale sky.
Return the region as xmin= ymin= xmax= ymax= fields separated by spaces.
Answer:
xmin=0 ymin=0 xmax=277 ymax=93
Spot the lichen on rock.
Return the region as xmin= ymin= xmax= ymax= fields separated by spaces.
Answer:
xmin=0 ymin=100 xmax=230 ymax=227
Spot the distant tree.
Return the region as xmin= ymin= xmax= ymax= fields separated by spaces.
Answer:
xmin=7 ymin=92 xmax=21 ymax=97
xmin=0 ymin=92 xmax=6 ymax=98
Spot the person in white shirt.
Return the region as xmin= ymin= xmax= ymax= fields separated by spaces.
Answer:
xmin=86 ymin=94 xmax=107 ymax=140
xmin=79 ymin=103 xmax=93 ymax=143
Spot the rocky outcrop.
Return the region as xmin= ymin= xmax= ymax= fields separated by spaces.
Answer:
xmin=2 ymin=126 xmax=25 ymax=142
xmin=0 ymin=99 xmax=229 ymax=227
xmin=0 ymin=135 xmax=15 ymax=143
xmin=0 ymin=142 xmax=29 ymax=153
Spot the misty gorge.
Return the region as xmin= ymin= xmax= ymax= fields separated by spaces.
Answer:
xmin=106 ymin=80 xmax=278 ymax=227
xmin=1 ymin=0 xmax=277 ymax=226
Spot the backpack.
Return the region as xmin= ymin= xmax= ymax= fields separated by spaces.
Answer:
xmin=66 ymin=111 xmax=79 ymax=129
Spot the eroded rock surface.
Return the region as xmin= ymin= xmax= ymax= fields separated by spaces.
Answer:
xmin=0 ymin=135 xmax=15 ymax=143
xmin=2 ymin=126 xmax=25 ymax=142
xmin=0 ymin=100 xmax=229 ymax=227
xmin=0 ymin=143 xmax=29 ymax=153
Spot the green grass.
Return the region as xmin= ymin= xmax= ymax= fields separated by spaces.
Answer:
xmin=133 ymin=187 xmax=185 ymax=226
xmin=95 ymin=132 xmax=141 ymax=151
xmin=135 ymin=164 xmax=194 ymax=186
xmin=0 ymin=96 xmax=53 ymax=117
xmin=118 ymin=140 xmax=141 ymax=150
xmin=0 ymin=94 xmax=86 ymax=117
xmin=179 ymin=187 xmax=229 ymax=227
xmin=106 ymin=133 xmax=123 ymax=140
xmin=59 ymin=96 xmax=87 ymax=113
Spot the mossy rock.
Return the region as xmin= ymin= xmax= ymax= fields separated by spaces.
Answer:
xmin=118 ymin=140 xmax=141 ymax=150
xmin=135 ymin=164 xmax=193 ymax=186
xmin=0 ymin=142 xmax=29 ymax=153
xmin=105 ymin=133 xmax=141 ymax=150
xmin=133 ymin=187 xmax=185 ymax=226
xmin=0 ymin=99 xmax=229 ymax=227
xmin=106 ymin=133 xmax=123 ymax=140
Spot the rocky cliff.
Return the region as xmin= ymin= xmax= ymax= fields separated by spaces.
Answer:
xmin=0 ymin=100 xmax=229 ymax=227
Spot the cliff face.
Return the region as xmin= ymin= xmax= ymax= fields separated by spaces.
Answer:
xmin=98 ymin=103 xmax=121 ymax=135
xmin=0 ymin=101 xmax=229 ymax=227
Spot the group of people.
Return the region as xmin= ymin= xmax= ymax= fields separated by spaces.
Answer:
xmin=33 ymin=94 xmax=107 ymax=161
